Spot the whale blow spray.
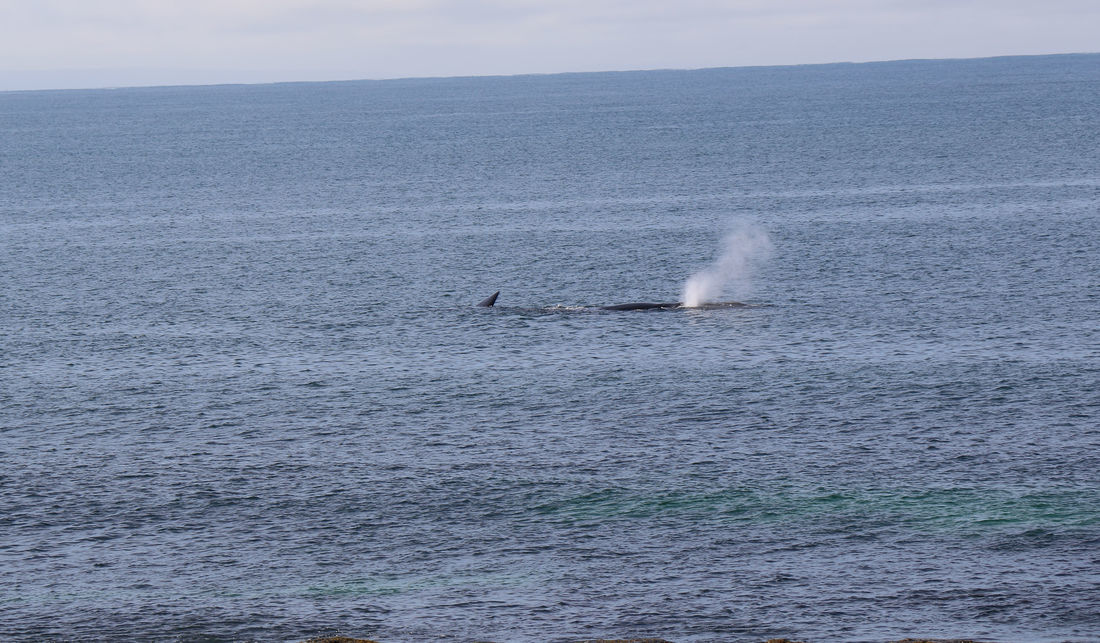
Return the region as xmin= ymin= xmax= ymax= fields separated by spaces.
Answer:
xmin=681 ymin=223 xmax=773 ymax=307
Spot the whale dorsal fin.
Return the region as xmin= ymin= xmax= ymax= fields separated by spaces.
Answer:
xmin=477 ymin=291 xmax=500 ymax=307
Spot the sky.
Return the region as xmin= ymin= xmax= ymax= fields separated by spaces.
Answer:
xmin=1 ymin=0 xmax=1098 ymax=91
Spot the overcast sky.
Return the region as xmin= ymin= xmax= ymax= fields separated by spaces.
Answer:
xmin=2 ymin=0 xmax=1098 ymax=90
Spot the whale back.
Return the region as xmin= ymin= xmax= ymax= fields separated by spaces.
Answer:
xmin=599 ymin=302 xmax=680 ymax=311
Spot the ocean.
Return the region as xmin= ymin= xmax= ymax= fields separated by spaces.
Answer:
xmin=1 ymin=54 xmax=1098 ymax=642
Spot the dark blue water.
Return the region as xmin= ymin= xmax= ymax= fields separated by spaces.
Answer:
xmin=2 ymin=54 xmax=1099 ymax=643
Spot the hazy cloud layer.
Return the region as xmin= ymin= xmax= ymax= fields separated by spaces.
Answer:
xmin=1 ymin=0 xmax=1098 ymax=89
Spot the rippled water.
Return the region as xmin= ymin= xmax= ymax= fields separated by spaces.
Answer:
xmin=2 ymin=54 xmax=1099 ymax=642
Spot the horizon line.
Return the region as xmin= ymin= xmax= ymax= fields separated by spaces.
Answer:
xmin=2 ymin=50 xmax=1097 ymax=95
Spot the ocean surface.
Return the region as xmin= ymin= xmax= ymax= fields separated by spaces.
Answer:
xmin=2 ymin=54 xmax=1099 ymax=643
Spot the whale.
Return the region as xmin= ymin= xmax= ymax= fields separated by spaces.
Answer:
xmin=476 ymin=291 xmax=500 ymax=307
xmin=476 ymin=293 xmax=746 ymax=310
xmin=599 ymin=302 xmax=681 ymax=310
xmin=600 ymin=301 xmax=747 ymax=310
